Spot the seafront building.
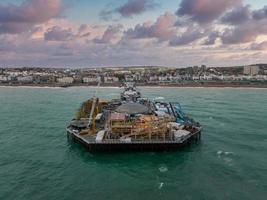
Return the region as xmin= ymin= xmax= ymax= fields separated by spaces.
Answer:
xmin=83 ymin=77 xmax=101 ymax=83
xmin=17 ymin=76 xmax=33 ymax=83
xmin=243 ymin=66 xmax=259 ymax=76
xmin=0 ymin=75 xmax=9 ymax=82
xmin=0 ymin=65 xmax=267 ymax=86
xmin=57 ymin=77 xmax=74 ymax=84
xmin=104 ymin=76 xmax=119 ymax=83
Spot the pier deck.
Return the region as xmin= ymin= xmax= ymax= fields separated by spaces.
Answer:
xmin=67 ymin=128 xmax=201 ymax=152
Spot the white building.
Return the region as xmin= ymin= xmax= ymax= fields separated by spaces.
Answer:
xmin=158 ymin=76 xmax=169 ymax=82
xmin=17 ymin=76 xmax=33 ymax=83
xmin=133 ymin=73 xmax=142 ymax=81
xmin=172 ymin=75 xmax=181 ymax=81
xmin=192 ymin=76 xmax=200 ymax=80
xmin=104 ymin=76 xmax=119 ymax=83
xmin=149 ymin=76 xmax=158 ymax=82
xmin=243 ymin=66 xmax=259 ymax=76
xmin=255 ymin=75 xmax=267 ymax=80
xmin=57 ymin=77 xmax=74 ymax=84
xmin=0 ymin=75 xmax=8 ymax=82
xmin=199 ymin=74 xmax=212 ymax=80
xmin=83 ymin=77 xmax=101 ymax=83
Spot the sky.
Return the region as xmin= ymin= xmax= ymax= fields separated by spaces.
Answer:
xmin=1 ymin=0 xmax=267 ymax=68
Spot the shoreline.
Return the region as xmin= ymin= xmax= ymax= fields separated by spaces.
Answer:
xmin=1 ymin=83 xmax=267 ymax=89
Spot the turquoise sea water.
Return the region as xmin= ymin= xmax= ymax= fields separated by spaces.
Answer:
xmin=0 ymin=87 xmax=267 ymax=200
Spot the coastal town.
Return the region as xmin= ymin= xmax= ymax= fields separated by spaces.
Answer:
xmin=0 ymin=64 xmax=267 ymax=87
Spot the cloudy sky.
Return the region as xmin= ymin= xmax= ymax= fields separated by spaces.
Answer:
xmin=1 ymin=0 xmax=267 ymax=68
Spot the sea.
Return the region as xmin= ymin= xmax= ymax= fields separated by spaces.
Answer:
xmin=0 ymin=86 xmax=267 ymax=200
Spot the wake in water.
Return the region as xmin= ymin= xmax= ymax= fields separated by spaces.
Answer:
xmin=158 ymin=165 xmax=168 ymax=173
xmin=158 ymin=182 xmax=164 ymax=189
xmin=217 ymin=150 xmax=235 ymax=166
xmin=217 ymin=150 xmax=234 ymax=156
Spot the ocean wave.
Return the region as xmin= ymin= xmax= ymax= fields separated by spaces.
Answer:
xmin=158 ymin=182 xmax=164 ymax=189
xmin=159 ymin=165 xmax=168 ymax=173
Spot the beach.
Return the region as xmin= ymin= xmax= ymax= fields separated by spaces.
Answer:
xmin=1 ymin=82 xmax=267 ymax=89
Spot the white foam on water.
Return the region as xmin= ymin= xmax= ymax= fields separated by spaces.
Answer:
xmin=158 ymin=182 xmax=164 ymax=189
xmin=217 ymin=151 xmax=235 ymax=166
xmin=217 ymin=150 xmax=234 ymax=156
xmin=224 ymin=151 xmax=234 ymax=155
xmin=223 ymin=157 xmax=233 ymax=166
xmin=159 ymin=166 xmax=168 ymax=173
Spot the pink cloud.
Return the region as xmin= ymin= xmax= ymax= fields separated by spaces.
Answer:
xmin=251 ymin=41 xmax=267 ymax=50
xmin=94 ymin=24 xmax=123 ymax=44
xmin=124 ymin=12 xmax=176 ymax=41
xmin=176 ymin=0 xmax=242 ymax=24
xmin=0 ymin=0 xmax=63 ymax=34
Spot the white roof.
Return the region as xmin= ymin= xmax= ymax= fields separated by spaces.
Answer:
xmin=174 ymin=130 xmax=191 ymax=138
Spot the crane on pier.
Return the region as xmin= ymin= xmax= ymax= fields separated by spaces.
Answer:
xmin=87 ymin=81 xmax=101 ymax=129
